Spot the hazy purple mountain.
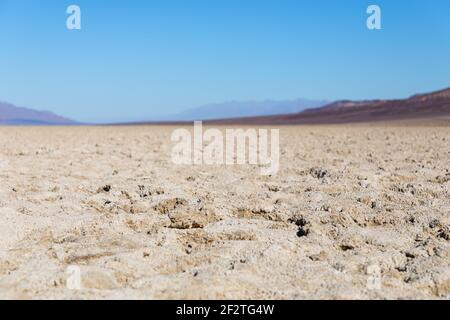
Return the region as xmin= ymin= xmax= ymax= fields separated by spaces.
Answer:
xmin=207 ymin=87 xmax=450 ymax=125
xmin=0 ymin=102 xmax=76 ymax=125
xmin=167 ymin=99 xmax=329 ymax=121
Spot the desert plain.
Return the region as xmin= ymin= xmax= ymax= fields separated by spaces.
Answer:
xmin=0 ymin=123 xmax=449 ymax=299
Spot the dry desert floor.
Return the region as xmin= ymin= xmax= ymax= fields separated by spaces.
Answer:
xmin=0 ymin=124 xmax=449 ymax=299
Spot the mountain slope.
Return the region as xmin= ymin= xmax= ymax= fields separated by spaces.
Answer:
xmin=0 ymin=102 xmax=76 ymax=125
xmin=167 ymin=99 xmax=329 ymax=121
xmin=208 ymin=87 xmax=450 ymax=125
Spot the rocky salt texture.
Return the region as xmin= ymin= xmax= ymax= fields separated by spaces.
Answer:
xmin=0 ymin=125 xmax=448 ymax=299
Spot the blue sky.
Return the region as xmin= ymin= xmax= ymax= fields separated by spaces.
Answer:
xmin=0 ymin=0 xmax=449 ymax=122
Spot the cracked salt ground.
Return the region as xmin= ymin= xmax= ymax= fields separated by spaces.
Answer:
xmin=0 ymin=124 xmax=448 ymax=299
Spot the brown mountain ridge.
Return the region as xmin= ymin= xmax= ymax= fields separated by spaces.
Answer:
xmin=206 ymin=87 xmax=450 ymax=125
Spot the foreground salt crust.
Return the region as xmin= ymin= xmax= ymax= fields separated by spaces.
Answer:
xmin=0 ymin=124 xmax=448 ymax=299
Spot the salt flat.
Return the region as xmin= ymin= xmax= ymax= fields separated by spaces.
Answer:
xmin=0 ymin=124 xmax=448 ymax=299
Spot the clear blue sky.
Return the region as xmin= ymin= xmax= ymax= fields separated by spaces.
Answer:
xmin=1 ymin=0 xmax=449 ymax=122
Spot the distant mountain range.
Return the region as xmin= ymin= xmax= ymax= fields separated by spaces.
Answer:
xmin=0 ymin=98 xmax=328 ymax=125
xmin=207 ymin=87 xmax=450 ymax=125
xmin=2 ymin=87 xmax=450 ymax=125
xmin=166 ymin=99 xmax=329 ymax=121
xmin=0 ymin=102 xmax=76 ymax=125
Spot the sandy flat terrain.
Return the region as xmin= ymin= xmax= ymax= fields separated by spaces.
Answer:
xmin=0 ymin=124 xmax=449 ymax=299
